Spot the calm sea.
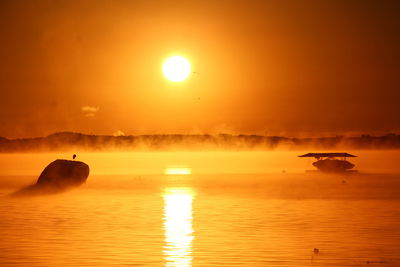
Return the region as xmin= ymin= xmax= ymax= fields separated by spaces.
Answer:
xmin=1 ymin=151 xmax=400 ymax=266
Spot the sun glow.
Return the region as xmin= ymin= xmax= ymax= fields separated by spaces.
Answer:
xmin=162 ymin=56 xmax=191 ymax=82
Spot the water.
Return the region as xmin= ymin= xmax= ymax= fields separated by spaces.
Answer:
xmin=1 ymin=151 xmax=400 ymax=266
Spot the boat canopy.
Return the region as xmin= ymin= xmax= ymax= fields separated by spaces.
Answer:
xmin=298 ymin=153 xmax=357 ymax=158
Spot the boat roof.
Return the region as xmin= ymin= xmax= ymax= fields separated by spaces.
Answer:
xmin=298 ymin=153 xmax=357 ymax=158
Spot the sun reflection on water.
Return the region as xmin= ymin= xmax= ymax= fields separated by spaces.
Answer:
xmin=164 ymin=166 xmax=192 ymax=175
xmin=163 ymin=187 xmax=194 ymax=267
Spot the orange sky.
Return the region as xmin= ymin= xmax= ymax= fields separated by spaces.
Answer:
xmin=0 ymin=0 xmax=399 ymax=138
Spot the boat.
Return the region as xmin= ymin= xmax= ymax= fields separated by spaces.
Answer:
xmin=298 ymin=152 xmax=357 ymax=172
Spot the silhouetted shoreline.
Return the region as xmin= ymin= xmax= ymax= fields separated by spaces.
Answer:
xmin=0 ymin=132 xmax=399 ymax=152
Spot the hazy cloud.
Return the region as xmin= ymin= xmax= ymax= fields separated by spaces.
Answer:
xmin=82 ymin=106 xmax=99 ymax=113
xmin=82 ymin=106 xmax=99 ymax=117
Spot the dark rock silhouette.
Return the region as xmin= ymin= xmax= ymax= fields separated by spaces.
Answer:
xmin=12 ymin=159 xmax=89 ymax=196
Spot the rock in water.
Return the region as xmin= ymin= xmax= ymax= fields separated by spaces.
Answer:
xmin=12 ymin=159 xmax=89 ymax=196
xmin=37 ymin=159 xmax=89 ymax=188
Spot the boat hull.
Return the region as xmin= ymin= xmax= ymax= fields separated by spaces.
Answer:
xmin=312 ymin=159 xmax=354 ymax=172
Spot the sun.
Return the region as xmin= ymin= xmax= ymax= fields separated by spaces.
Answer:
xmin=162 ymin=56 xmax=191 ymax=82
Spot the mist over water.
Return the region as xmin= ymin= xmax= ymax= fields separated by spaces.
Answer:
xmin=2 ymin=150 xmax=400 ymax=177
xmin=1 ymin=151 xmax=400 ymax=266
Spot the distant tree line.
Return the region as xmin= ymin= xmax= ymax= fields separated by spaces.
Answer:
xmin=0 ymin=132 xmax=399 ymax=152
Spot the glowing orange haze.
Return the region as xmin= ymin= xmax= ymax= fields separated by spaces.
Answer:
xmin=0 ymin=0 xmax=399 ymax=138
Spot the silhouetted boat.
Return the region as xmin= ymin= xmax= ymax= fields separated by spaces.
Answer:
xmin=298 ymin=153 xmax=357 ymax=172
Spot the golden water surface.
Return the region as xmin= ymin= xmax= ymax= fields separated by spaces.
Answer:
xmin=1 ymin=151 xmax=400 ymax=266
